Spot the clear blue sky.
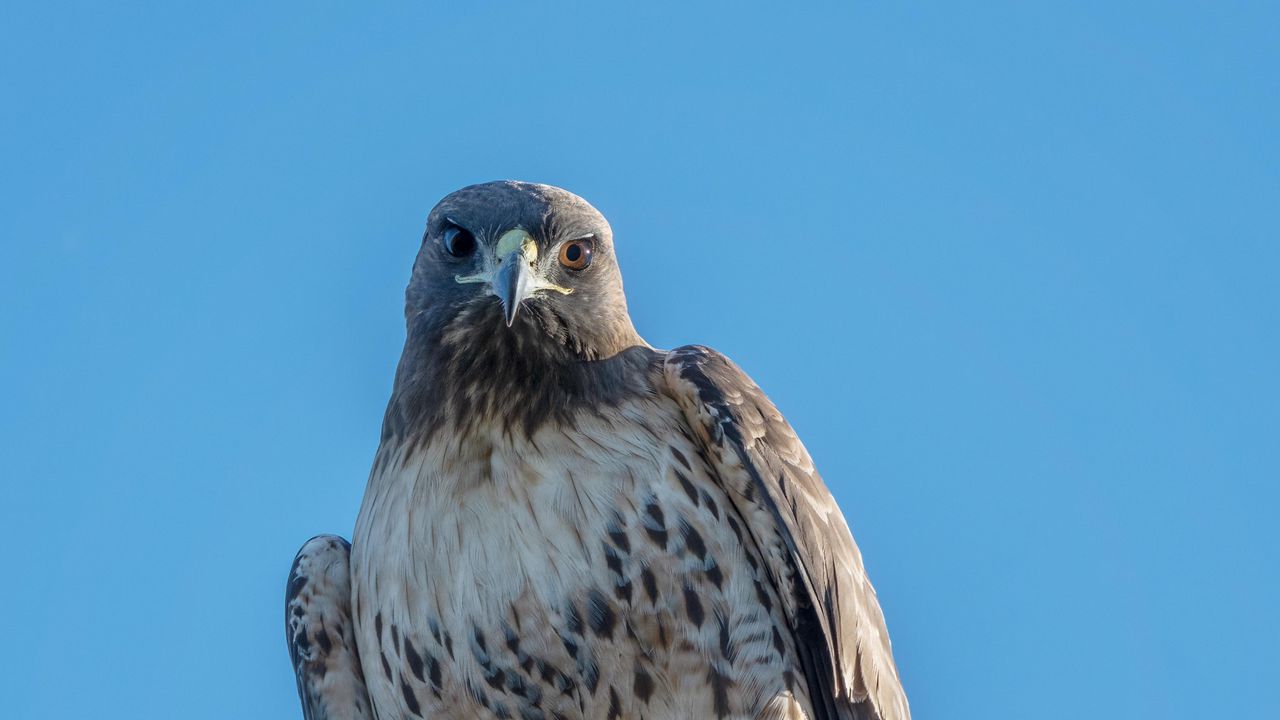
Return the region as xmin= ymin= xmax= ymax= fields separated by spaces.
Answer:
xmin=2 ymin=2 xmax=1276 ymax=718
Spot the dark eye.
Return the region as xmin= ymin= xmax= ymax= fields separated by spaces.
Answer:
xmin=558 ymin=239 xmax=593 ymax=270
xmin=442 ymin=225 xmax=476 ymax=257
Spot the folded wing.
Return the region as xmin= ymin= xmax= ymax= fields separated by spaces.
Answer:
xmin=286 ymin=535 xmax=374 ymax=720
xmin=662 ymin=346 xmax=909 ymax=720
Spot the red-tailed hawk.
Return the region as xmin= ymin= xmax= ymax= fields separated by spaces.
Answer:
xmin=286 ymin=181 xmax=910 ymax=719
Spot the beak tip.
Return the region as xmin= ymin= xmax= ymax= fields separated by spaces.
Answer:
xmin=501 ymin=294 xmax=521 ymax=327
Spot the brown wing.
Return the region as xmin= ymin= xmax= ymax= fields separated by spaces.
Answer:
xmin=662 ymin=346 xmax=909 ymax=720
xmin=286 ymin=535 xmax=374 ymax=720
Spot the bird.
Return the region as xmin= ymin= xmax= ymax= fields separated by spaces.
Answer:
xmin=285 ymin=181 xmax=910 ymax=720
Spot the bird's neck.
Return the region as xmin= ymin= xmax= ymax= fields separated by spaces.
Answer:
xmin=380 ymin=305 xmax=656 ymax=449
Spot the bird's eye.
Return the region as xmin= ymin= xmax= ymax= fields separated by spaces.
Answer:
xmin=558 ymin=239 xmax=593 ymax=270
xmin=442 ymin=225 xmax=476 ymax=257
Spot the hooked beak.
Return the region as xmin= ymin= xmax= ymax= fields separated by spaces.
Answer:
xmin=493 ymin=229 xmax=537 ymax=326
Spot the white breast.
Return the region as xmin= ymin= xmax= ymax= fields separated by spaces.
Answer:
xmin=349 ymin=398 xmax=811 ymax=720
xmin=351 ymin=399 xmax=673 ymax=712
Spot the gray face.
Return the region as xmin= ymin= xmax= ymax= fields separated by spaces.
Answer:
xmin=406 ymin=180 xmax=641 ymax=362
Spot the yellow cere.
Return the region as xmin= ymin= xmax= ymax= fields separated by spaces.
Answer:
xmin=495 ymin=228 xmax=536 ymax=261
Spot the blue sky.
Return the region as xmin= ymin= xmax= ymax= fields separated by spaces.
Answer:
xmin=2 ymin=2 xmax=1277 ymax=717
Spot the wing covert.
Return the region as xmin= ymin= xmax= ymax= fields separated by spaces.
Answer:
xmin=661 ymin=346 xmax=909 ymax=720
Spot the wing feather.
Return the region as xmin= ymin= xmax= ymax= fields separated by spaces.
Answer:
xmin=286 ymin=535 xmax=374 ymax=720
xmin=662 ymin=346 xmax=909 ymax=720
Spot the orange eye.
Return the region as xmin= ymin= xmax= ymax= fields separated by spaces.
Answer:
xmin=558 ymin=239 xmax=593 ymax=270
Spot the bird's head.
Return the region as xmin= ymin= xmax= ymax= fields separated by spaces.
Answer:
xmin=405 ymin=180 xmax=643 ymax=364
xmin=387 ymin=181 xmax=656 ymax=442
